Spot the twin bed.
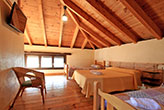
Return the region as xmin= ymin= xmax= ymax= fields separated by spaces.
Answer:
xmin=93 ymin=81 xmax=164 ymax=110
xmin=72 ymin=67 xmax=142 ymax=97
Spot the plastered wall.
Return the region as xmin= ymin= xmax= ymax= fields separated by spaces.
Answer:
xmin=95 ymin=38 xmax=164 ymax=63
xmin=24 ymin=45 xmax=94 ymax=73
xmin=0 ymin=0 xmax=24 ymax=72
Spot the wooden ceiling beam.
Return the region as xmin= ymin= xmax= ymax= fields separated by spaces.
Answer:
xmin=89 ymin=42 xmax=95 ymax=50
xmin=24 ymin=25 xmax=32 ymax=45
xmin=80 ymin=30 xmax=103 ymax=48
xmin=67 ymin=9 xmax=100 ymax=49
xmin=70 ymin=26 xmax=79 ymax=48
xmin=66 ymin=9 xmax=80 ymax=26
xmin=120 ymin=0 xmax=162 ymax=40
xmin=39 ymin=0 xmax=48 ymax=47
xmin=86 ymin=0 xmax=138 ymax=43
xmin=81 ymin=39 xmax=88 ymax=49
xmin=79 ymin=23 xmax=111 ymax=47
xmin=80 ymin=30 xmax=95 ymax=50
xmin=59 ymin=5 xmax=64 ymax=47
xmin=67 ymin=9 xmax=110 ymax=47
xmin=61 ymin=0 xmax=122 ymax=45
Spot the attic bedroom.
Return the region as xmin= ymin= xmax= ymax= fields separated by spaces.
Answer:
xmin=0 ymin=0 xmax=164 ymax=110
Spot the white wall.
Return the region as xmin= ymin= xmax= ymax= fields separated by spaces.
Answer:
xmin=95 ymin=38 xmax=164 ymax=63
xmin=24 ymin=45 xmax=94 ymax=73
xmin=0 ymin=0 xmax=24 ymax=72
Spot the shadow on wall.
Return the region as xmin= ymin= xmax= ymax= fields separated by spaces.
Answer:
xmin=0 ymin=68 xmax=20 ymax=110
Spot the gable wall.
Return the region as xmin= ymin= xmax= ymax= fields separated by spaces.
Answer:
xmin=95 ymin=38 xmax=164 ymax=64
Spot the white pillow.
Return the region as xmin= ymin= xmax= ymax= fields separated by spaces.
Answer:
xmin=91 ymin=64 xmax=101 ymax=69
xmin=90 ymin=70 xmax=102 ymax=75
xmin=125 ymin=97 xmax=161 ymax=110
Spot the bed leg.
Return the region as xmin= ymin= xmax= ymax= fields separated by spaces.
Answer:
xmin=101 ymin=97 xmax=105 ymax=110
xmin=107 ymin=102 xmax=114 ymax=110
xmin=93 ymin=81 xmax=100 ymax=110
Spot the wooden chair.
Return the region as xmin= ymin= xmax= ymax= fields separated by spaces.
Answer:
xmin=12 ymin=67 xmax=47 ymax=104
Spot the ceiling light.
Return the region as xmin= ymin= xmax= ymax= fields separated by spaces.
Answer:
xmin=62 ymin=6 xmax=68 ymax=21
xmin=62 ymin=13 xmax=68 ymax=21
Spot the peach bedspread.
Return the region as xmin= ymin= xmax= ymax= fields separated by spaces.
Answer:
xmin=72 ymin=67 xmax=141 ymax=97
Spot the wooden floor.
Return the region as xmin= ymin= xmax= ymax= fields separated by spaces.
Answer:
xmin=14 ymin=75 xmax=93 ymax=110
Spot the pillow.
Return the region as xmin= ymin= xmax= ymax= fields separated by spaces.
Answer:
xmin=90 ymin=70 xmax=102 ymax=75
xmin=91 ymin=64 xmax=102 ymax=69
xmin=125 ymin=97 xmax=161 ymax=110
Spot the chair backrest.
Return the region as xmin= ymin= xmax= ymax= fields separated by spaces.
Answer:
xmin=13 ymin=67 xmax=45 ymax=86
xmin=0 ymin=69 xmax=20 ymax=110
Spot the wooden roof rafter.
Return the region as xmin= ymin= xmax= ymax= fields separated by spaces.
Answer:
xmin=80 ymin=28 xmax=95 ymax=50
xmin=81 ymin=39 xmax=88 ymax=49
xmin=67 ymin=9 xmax=110 ymax=47
xmin=39 ymin=0 xmax=48 ymax=47
xmin=120 ymin=0 xmax=163 ymax=40
xmin=88 ymin=41 xmax=95 ymax=50
xmin=17 ymin=0 xmax=32 ymax=46
xmin=79 ymin=23 xmax=111 ymax=47
xmin=81 ymin=30 xmax=103 ymax=48
xmin=86 ymin=0 xmax=138 ymax=43
xmin=59 ymin=5 xmax=65 ymax=47
xmin=70 ymin=26 xmax=79 ymax=48
xmin=24 ymin=25 xmax=32 ymax=46
xmin=61 ymin=0 xmax=122 ymax=45
xmin=67 ymin=9 xmax=96 ymax=49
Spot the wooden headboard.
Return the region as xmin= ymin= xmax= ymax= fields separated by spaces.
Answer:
xmin=64 ymin=60 xmax=106 ymax=80
xmin=0 ymin=69 xmax=20 ymax=110
xmin=109 ymin=61 xmax=164 ymax=72
xmin=93 ymin=81 xmax=137 ymax=110
xmin=95 ymin=60 xmax=106 ymax=68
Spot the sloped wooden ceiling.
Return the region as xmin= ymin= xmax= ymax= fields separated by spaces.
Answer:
xmin=20 ymin=0 xmax=164 ymax=49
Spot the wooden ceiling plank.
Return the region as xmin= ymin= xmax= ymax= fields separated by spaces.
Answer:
xmin=67 ymin=9 xmax=110 ymax=47
xmin=88 ymin=41 xmax=95 ymax=50
xmin=67 ymin=9 xmax=80 ymax=27
xmin=80 ymin=30 xmax=103 ymax=48
xmin=18 ymin=0 xmax=32 ymax=46
xmin=59 ymin=5 xmax=64 ymax=47
xmin=86 ymin=0 xmax=138 ymax=43
xmin=70 ymin=26 xmax=79 ymax=48
xmin=80 ymin=30 xmax=95 ymax=50
xmin=24 ymin=25 xmax=32 ymax=45
xmin=81 ymin=39 xmax=88 ymax=49
xmin=61 ymin=0 xmax=122 ymax=45
xmin=39 ymin=0 xmax=48 ymax=46
xmin=67 ymin=9 xmax=100 ymax=49
xmin=120 ymin=0 xmax=162 ymax=40
xmin=80 ymin=23 xmax=111 ymax=47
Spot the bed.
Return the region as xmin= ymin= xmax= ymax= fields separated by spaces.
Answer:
xmin=72 ymin=67 xmax=142 ymax=97
xmin=64 ymin=60 xmax=106 ymax=79
xmin=93 ymin=81 xmax=164 ymax=110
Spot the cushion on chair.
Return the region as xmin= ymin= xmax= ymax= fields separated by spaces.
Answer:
xmin=22 ymin=80 xmax=32 ymax=86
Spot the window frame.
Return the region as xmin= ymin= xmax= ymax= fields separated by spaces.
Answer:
xmin=25 ymin=53 xmax=67 ymax=70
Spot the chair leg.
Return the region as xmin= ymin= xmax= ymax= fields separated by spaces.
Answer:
xmin=40 ymin=87 xmax=45 ymax=104
xmin=20 ymin=87 xmax=25 ymax=96
xmin=44 ymin=86 xmax=47 ymax=94
xmin=9 ymin=87 xmax=22 ymax=110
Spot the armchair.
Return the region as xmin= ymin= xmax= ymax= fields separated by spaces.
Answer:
xmin=10 ymin=67 xmax=46 ymax=108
